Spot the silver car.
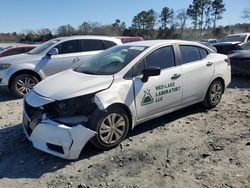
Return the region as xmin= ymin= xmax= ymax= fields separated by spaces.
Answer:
xmin=0 ymin=36 xmax=122 ymax=97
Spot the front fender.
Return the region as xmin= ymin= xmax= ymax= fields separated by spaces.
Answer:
xmin=94 ymin=78 xmax=137 ymax=128
xmin=4 ymin=64 xmax=46 ymax=85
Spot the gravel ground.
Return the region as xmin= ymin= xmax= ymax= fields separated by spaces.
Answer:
xmin=0 ymin=77 xmax=249 ymax=188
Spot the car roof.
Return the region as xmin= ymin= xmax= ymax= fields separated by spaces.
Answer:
xmin=122 ymin=40 xmax=206 ymax=48
xmin=55 ymin=35 xmax=122 ymax=43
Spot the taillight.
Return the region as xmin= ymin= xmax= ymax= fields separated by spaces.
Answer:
xmin=225 ymin=58 xmax=231 ymax=65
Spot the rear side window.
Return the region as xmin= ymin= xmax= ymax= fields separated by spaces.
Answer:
xmin=81 ymin=39 xmax=104 ymax=51
xmin=199 ymin=48 xmax=208 ymax=59
xmin=55 ymin=40 xmax=80 ymax=54
xmin=180 ymin=45 xmax=208 ymax=64
xmin=180 ymin=46 xmax=200 ymax=64
xmin=102 ymin=40 xmax=117 ymax=49
xmin=145 ymin=46 xmax=175 ymax=69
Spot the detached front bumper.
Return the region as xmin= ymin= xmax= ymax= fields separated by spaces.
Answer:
xmin=22 ymin=112 xmax=96 ymax=160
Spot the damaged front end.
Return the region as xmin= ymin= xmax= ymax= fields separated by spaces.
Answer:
xmin=22 ymin=91 xmax=98 ymax=159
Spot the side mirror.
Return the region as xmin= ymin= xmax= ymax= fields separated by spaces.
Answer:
xmin=141 ymin=66 xmax=161 ymax=83
xmin=48 ymin=48 xmax=59 ymax=56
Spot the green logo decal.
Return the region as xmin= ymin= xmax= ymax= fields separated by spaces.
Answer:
xmin=141 ymin=89 xmax=154 ymax=106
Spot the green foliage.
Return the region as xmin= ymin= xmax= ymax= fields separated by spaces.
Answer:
xmin=159 ymin=7 xmax=174 ymax=29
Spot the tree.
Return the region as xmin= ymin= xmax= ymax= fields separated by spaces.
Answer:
xmin=187 ymin=1 xmax=199 ymax=30
xmin=176 ymin=9 xmax=188 ymax=37
xmin=112 ymin=19 xmax=126 ymax=35
xmin=187 ymin=0 xmax=211 ymax=34
xmin=37 ymin=28 xmax=53 ymax=41
xmin=131 ymin=9 xmax=157 ymax=39
xmin=211 ymin=0 xmax=226 ymax=28
xmin=78 ymin=22 xmax=100 ymax=34
xmin=159 ymin=7 xmax=174 ymax=29
xmin=56 ymin=24 xmax=75 ymax=36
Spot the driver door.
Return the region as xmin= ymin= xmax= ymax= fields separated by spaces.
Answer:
xmin=40 ymin=40 xmax=81 ymax=77
xmin=133 ymin=46 xmax=182 ymax=120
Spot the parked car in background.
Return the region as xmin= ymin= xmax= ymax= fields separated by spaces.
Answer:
xmin=213 ymin=33 xmax=250 ymax=55
xmin=200 ymin=39 xmax=218 ymax=44
xmin=0 ymin=45 xmax=37 ymax=58
xmin=213 ymin=42 xmax=242 ymax=55
xmin=23 ymin=40 xmax=231 ymax=159
xmin=228 ymin=41 xmax=250 ymax=76
xmin=0 ymin=36 xmax=122 ymax=97
xmin=219 ymin=33 xmax=250 ymax=44
xmin=116 ymin=36 xmax=144 ymax=43
xmin=199 ymin=41 xmax=217 ymax=52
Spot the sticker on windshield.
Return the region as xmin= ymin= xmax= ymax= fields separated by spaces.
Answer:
xmin=129 ymin=46 xmax=146 ymax=51
xmin=141 ymin=89 xmax=154 ymax=106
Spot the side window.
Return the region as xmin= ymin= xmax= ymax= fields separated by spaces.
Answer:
xmin=55 ymin=40 xmax=80 ymax=54
xmin=25 ymin=47 xmax=34 ymax=52
xmin=132 ymin=60 xmax=145 ymax=76
xmin=4 ymin=48 xmax=24 ymax=56
xmin=145 ymin=46 xmax=175 ymax=69
xmin=199 ymin=48 xmax=208 ymax=59
xmin=180 ymin=45 xmax=201 ymax=64
xmin=102 ymin=40 xmax=117 ymax=49
xmin=82 ymin=40 xmax=104 ymax=51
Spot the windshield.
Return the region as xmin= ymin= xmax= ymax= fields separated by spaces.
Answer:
xmin=75 ymin=45 xmax=147 ymax=75
xmin=220 ymin=35 xmax=246 ymax=43
xmin=27 ymin=39 xmax=60 ymax=54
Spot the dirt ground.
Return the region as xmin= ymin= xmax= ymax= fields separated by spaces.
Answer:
xmin=0 ymin=77 xmax=249 ymax=188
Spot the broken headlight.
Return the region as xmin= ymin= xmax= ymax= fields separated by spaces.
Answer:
xmin=43 ymin=94 xmax=97 ymax=126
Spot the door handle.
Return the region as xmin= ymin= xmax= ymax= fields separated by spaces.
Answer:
xmin=206 ymin=62 xmax=213 ymax=66
xmin=171 ymin=74 xmax=181 ymax=79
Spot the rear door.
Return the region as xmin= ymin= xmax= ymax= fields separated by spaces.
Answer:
xmin=133 ymin=46 xmax=182 ymax=120
xmin=179 ymin=45 xmax=214 ymax=104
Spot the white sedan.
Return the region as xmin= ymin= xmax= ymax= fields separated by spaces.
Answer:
xmin=23 ymin=40 xmax=231 ymax=159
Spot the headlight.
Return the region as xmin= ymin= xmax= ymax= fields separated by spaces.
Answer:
xmin=0 ymin=64 xmax=10 ymax=70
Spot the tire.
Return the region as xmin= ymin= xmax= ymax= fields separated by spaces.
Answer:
xmin=10 ymin=74 xmax=39 ymax=97
xmin=89 ymin=106 xmax=130 ymax=150
xmin=203 ymin=80 xmax=224 ymax=108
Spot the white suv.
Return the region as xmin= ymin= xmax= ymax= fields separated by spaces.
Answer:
xmin=0 ymin=36 xmax=122 ymax=97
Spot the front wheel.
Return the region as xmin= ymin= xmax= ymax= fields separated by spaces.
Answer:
xmin=10 ymin=74 xmax=39 ymax=97
xmin=203 ymin=80 xmax=223 ymax=108
xmin=89 ymin=107 xmax=130 ymax=150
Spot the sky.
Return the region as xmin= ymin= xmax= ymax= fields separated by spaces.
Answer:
xmin=0 ymin=0 xmax=249 ymax=33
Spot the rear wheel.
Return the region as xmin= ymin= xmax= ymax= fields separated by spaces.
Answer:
xmin=10 ymin=74 xmax=39 ymax=97
xmin=203 ymin=80 xmax=223 ymax=108
xmin=89 ymin=107 xmax=129 ymax=150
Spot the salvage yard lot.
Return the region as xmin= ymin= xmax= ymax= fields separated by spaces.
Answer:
xmin=0 ymin=77 xmax=249 ymax=188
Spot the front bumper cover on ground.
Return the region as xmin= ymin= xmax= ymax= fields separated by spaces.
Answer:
xmin=22 ymin=116 xmax=96 ymax=160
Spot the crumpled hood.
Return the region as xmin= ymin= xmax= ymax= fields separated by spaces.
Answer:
xmin=0 ymin=53 xmax=40 ymax=64
xmin=33 ymin=69 xmax=114 ymax=100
